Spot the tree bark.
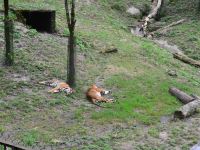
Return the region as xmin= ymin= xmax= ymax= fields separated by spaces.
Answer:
xmin=143 ymin=0 xmax=163 ymax=36
xmin=173 ymin=53 xmax=200 ymax=68
xmin=67 ymin=35 xmax=76 ymax=87
xmin=169 ymin=87 xmax=195 ymax=104
xmin=169 ymin=87 xmax=200 ymax=119
xmin=100 ymin=48 xmax=118 ymax=54
xmin=65 ymin=0 xmax=76 ymax=88
xmin=4 ymin=0 xmax=14 ymax=65
xmin=174 ymin=99 xmax=200 ymax=119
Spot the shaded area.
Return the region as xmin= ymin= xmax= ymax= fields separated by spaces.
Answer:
xmin=15 ymin=10 xmax=56 ymax=33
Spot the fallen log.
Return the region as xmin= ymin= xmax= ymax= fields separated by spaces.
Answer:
xmin=151 ymin=19 xmax=186 ymax=35
xmin=174 ymin=99 xmax=200 ymax=119
xmin=143 ymin=0 xmax=163 ymax=36
xmin=169 ymin=87 xmax=200 ymax=119
xmin=169 ymin=87 xmax=195 ymax=104
xmin=173 ymin=53 xmax=200 ymax=68
xmin=100 ymin=48 xmax=118 ymax=54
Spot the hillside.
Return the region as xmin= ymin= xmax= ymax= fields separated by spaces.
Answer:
xmin=0 ymin=0 xmax=200 ymax=149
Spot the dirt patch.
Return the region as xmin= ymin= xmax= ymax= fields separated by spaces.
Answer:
xmin=154 ymin=39 xmax=183 ymax=54
xmin=22 ymin=88 xmax=33 ymax=94
xmin=104 ymin=65 xmax=141 ymax=78
xmin=7 ymin=73 xmax=30 ymax=82
xmin=77 ymin=0 xmax=93 ymax=5
xmin=4 ymin=95 xmax=16 ymax=101
xmin=119 ymin=141 xmax=134 ymax=150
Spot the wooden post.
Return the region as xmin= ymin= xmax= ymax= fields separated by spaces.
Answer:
xmin=65 ymin=0 xmax=76 ymax=88
xmin=4 ymin=0 xmax=14 ymax=66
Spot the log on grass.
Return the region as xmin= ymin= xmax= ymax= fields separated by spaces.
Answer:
xmin=174 ymin=99 xmax=200 ymax=119
xmin=100 ymin=48 xmax=118 ymax=54
xmin=173 ymin=53 xmax=200 ymax=68
xmin=169 ymin=87 xmax=195 ymax=104
xmin=151 ymin=19 xmax=186 ymax=35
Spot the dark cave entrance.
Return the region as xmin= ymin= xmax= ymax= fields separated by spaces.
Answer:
xmin=16 ymin=10 xmax=56 ymax=33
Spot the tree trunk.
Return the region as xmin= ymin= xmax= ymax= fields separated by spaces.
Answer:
xmin=67 ymin=34 xmax=76 ymax=88
xmin=65 ymin=0 xmax=76 ymax=88
xmin=169 ymin=87 xmax=195 ymax=104
xmin=143 ymin=0 xmax=163 ymax=36
xmin=4 ymin=0 xmax=14 ymax=65
xmin=173 ymin=53 xmax=200 ymax=68
xmin=169 ymin=87 xmax=200 ymax=119
xmin=174 ymin=99 xmax=200 ymax=119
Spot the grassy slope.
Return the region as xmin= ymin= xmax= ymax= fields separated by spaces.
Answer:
xmin=75 ymin=0 xmax=200 ymax=124
xmin=0 ymin=0 xmax=200 ymax=149
xmin=156 ymin=0 xmax=200 ymax=60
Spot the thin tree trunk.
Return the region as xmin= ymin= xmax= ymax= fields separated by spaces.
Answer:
xmin=67 ymin=34 xmax=76 ymax=87
xmin=65 ymin=0 xmax=76 ymax=88
xmin=198 ymin=0 xmax=200 ymax=12
xmin=4 ymin=0 xmax=14 ymax=65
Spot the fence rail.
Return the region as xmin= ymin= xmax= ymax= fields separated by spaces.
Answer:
xmin=0 ymin=140 xmax=30 ymax=150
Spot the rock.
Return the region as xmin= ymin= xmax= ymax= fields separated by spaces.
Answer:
xmin=159 ymin=132 xmax=168 ymax=141
xmin=191 ymin=143 xmax=200 ymax=150
xmin=126 ymin=6 xmax=141 ymax=18
xmin=167 ymin=70 xmax=177 ymax=77
xmin=160 ymin=115 xmax=173 ymax=124
xmin=131 ymin=26 xmax=144 ymax=37
xmin=147 ymin=34 xmax=153 ymax=39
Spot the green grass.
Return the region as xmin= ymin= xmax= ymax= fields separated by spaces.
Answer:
xmin=148 ymin=127 xmax=159 ymax=138
xmin=0 ymin=0 xmax=199 ymax=125
xmin=155 ymin=0 xmax=200 ymax=60
xmin=91 ymin=73 xmax=184 ymax=124
xmin=164 ymin=21 xmax=200 ymax=60
xmin=21 ymin=130 xmax=40 ymax=146
xmin=19 ymin=130 xmax=52 ymax=146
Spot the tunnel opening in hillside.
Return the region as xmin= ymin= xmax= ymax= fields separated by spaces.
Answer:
xmin=15 ymin=10 xmax=56 ymax=33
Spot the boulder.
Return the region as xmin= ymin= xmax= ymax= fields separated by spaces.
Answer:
xmin=126 ymin=6 xmax=141 ymax=18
